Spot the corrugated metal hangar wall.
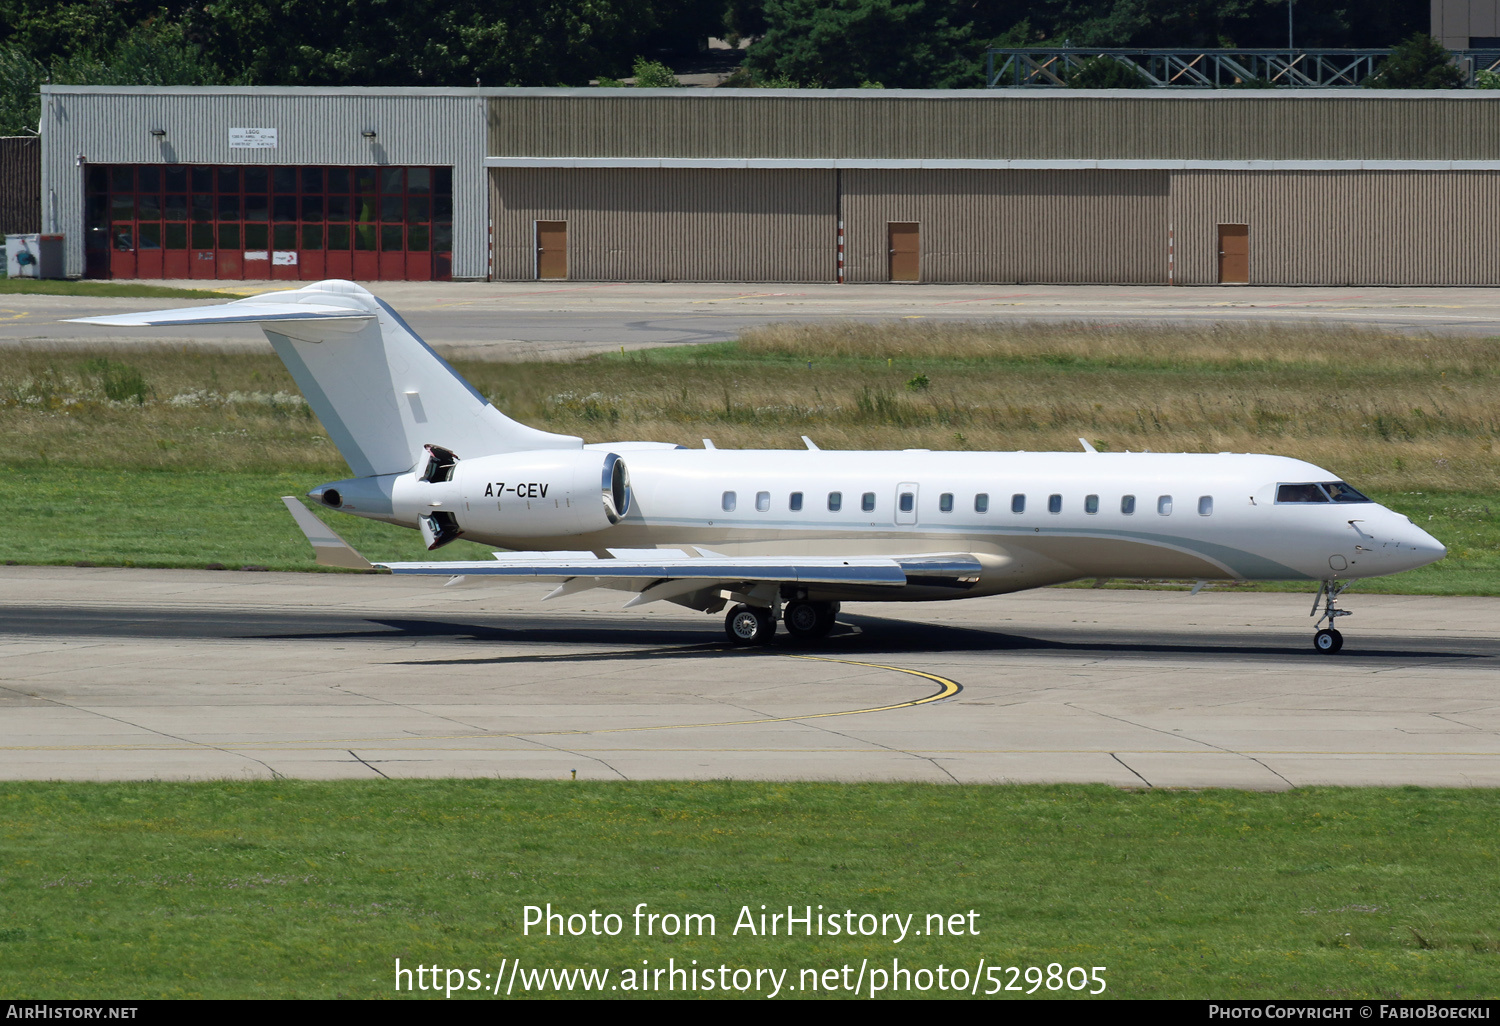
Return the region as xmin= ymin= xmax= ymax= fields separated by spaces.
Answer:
xmin=38 ymin=87 xmax=1500 ymax=285
xmin=484 ymin=90 xmax=1500 ymax=287
xmin=489 ymin=168 xmax=837 ymax=282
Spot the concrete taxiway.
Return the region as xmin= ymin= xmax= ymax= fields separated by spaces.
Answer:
xmin=6 ymin=282 xmax=1500 ymax=360
xmin=2 ymin=566 xmax=1495 ymax=787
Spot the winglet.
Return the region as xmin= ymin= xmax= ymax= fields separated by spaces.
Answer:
xmin=280 ymin=496 xmax=374 ymax=570
xmin=1079 ymin=438 xmax=1098 ymax=453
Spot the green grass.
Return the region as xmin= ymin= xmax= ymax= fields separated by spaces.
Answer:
xmin=0 ymin=279 xmax=240 ymax=298
xmin=1 ymin=781 xmax=1496 ymax=999
xmin=0 ymin=468 xmax=497 ymax=570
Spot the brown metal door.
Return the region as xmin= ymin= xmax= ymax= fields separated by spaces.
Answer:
xmin=1217 ymin=224 xmax=1249 ymax=284
xmin=888 ymin=222 xmax=919 ymax=282
xmin=536 ymin=221 xmax=567 ymax=279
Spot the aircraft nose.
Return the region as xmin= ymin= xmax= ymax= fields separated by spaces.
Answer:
xmin=1394 ymin=521 xmax=1446 ymax=569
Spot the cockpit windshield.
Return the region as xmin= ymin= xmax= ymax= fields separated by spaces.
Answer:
xmin=1323 ymin=481 xmax=1371 ymax=503
xmin=1276 ymin=482 xmax=1373 ymax=504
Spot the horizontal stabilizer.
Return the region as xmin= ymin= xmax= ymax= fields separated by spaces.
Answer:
xmin=69 ymin=302 xmax=370 ymax=328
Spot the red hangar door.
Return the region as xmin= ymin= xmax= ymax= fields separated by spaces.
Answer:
xmin=85 ymin=164 xmax=456 ymax=281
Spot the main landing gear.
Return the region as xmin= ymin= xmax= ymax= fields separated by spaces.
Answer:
xmin=783 ymin=600 xmax=839 ymax=641
xmin=725 ymin=604 xmax=775 ymax=645
xmin=724 ymin=600 xmax=839 ymax=646
xmin=1311 ymin=580 xmax=1352 ymax=654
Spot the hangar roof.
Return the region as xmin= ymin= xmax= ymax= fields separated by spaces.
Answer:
xmin=44 ymin=85 xmax=1500 ymax=163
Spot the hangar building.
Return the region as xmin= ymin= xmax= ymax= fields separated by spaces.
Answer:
xmin=38 ymin=85 xmax=1500 ymax=286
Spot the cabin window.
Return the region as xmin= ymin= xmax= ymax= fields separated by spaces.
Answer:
xmin=899 ymin=492 xmax=914 ymax=513
xmin=1121 ymin=495 xmax=1136 ymax=515
xmin=756 ymin=491 xmax=770 ymax=512
xmin=1048 ymin=493 xmax=1062 ymax=514
xmin=1198 ymin=495 xmax=1213 ymax=516
xmin=862 ymin=492 xmax=876 ymax=512
xmin=975 ymin=493 xmax=989 ymax=513
xmin=1158 ymin=495 xmax=1173 ymax=515
xmin=828 ymin=491 xmax=842 ymax=512
xmin=1011 ymin=493 xmax=1025 ymax=514
xmin=789 ymin=491 xmax=804 ymax=512
xmin=1085 ymin=494 xmax=1099 ymax=515
xmin=939 ymin=493 xmax=954 ymax=513
xmin=722 ymin=491 xmax=736 ymax=512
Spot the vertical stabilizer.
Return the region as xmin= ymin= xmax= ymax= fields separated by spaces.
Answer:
xmin=71 ymin=280 xmax=582 ymax=476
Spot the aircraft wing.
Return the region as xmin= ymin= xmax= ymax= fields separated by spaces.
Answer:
xmin=382 ymin=552 xmax=909 ymax=585
xmin=281 ymin=497 xmax=980 ymax=607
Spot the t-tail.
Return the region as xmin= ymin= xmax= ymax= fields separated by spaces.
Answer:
xmin=73 ymin=279 xmax=582 ymax=476
xmin=71 ymin=280 xmax=649 ymax=550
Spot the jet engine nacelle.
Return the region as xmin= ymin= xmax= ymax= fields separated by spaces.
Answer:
xmin=392 ymin=449 xmax=631 ymax=542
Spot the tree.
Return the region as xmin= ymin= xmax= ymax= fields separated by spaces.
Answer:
xmin=969 ymin=0 xmax=1427 ymax=51
xmin=185 ymin=0 xmax=727 ymax=86
xmin=1364 ymin=32 xmax=1464 ymax=88
xmin=0 ymin=19 xmax=223 ymax=135
xmin=743 ymin=0 xmax=978 ymax=88
xmin=1067 ymin=54 xmax=1147 ymax=87
xmin=737 ymin=0 xmax=1430 ymax=90
xmin=631 ymin=56 xmax=682 ymax=86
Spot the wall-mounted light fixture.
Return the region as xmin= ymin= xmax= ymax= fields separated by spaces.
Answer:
xmin=361 ymin=129 xmax=377 ymax=139
xmin=149 ymin=128 xmax=166 ymax=137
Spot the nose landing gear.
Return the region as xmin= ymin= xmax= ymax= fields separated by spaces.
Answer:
xmin=1310 ymin=580 xmax=1352 ymax=653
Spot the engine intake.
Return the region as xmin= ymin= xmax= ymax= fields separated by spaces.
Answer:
xmin=602 ymin=451 xmax=631 ymax=523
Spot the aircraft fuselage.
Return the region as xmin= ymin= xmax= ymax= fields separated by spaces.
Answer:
xmin=319 ymin=448 xmax=1445 ymax=602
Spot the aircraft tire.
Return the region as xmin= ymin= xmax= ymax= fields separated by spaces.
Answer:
xmin=726 ymin=604 xmax=775 ymax=645
xmin=1313 ymin=628 xmax=1344 ymax=654
xmin=784 ymin=600 xmax=836 ymax=640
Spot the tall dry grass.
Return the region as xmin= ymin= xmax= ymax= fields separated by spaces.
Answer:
xmin=736 ymin=319 xmax=1500 ymax=375
xmin=0 ymin=347 xmax=335 ymax=471
xmin=2 ymin=322 xmax=1496 ymax=491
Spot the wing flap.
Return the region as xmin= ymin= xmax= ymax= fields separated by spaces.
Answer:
xmin=376 ymin=554 xmax=909 ymax=587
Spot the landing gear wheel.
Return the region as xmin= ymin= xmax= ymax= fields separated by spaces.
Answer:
xmin=783 ymin=600 xmax=837 ymax=640
xmin=1313 ymin=628 xmax=1344 ymax=654
xmin=1311 ymin=581 xmax=1353 ymax=654
xmin=725 ymin=604 xmax=775 ymax=646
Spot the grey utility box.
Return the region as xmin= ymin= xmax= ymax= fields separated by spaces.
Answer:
xmin=6 ymin=234 xmax=65 ymax=278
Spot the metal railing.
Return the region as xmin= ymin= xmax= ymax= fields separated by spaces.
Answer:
xmin=984 ymin=47 xmax=1500 ymax=89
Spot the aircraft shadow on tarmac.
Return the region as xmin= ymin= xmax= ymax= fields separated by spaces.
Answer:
xmin=348 ymin=613 xmax=1479 ymax=666
xmin=4 ymin=607 xmax=1480 ymax=663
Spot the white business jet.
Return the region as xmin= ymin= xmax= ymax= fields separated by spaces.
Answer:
xmin=75 ymin=280 xmax=1446 ymax=653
